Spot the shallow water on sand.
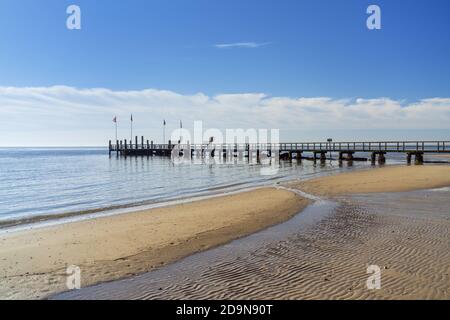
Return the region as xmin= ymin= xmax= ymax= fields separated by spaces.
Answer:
xmin=54 ymin=188 xmax=450 ymax=300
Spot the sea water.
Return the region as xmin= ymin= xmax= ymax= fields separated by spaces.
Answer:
xmin=0 ymin=147 xmax=408 ymax=225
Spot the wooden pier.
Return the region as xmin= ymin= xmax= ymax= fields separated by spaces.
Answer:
xmin=109 ymin=138 xmax=450 ymax=164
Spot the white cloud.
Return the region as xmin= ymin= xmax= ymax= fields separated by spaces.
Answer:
xmin=0 ymin=86 xmax=449 ymax=146
xmin=214 ymin=42 xmax=271 ymax=49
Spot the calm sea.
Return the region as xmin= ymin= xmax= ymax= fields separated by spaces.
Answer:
xmin=0 ymin=147 xmax=406 ymax=224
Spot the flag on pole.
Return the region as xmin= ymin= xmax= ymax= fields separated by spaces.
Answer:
xmin=163 ymin=120 xmax=166 ymax=144
xmin=178 ymin=120 xmax=183 ymax=144
xmin=113 ymin=116 xmax=118 ymax=141
xmin=130 ymin=114 xmax=133 ymax=142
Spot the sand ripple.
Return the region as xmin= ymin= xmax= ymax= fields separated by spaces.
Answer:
xmin=55 ymin=190 xmax=450 ymax=300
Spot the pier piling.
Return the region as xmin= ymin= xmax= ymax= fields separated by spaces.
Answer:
xmin=407 ymin=152 xmax=424 ymax=165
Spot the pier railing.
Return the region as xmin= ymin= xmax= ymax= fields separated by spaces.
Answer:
xmin=278 ymin=141 xmax=449 ymax=153
xmin=110 ymin=141 xmax=449 ymax=153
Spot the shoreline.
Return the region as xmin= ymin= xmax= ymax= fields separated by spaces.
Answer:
xmin=4 ymin=162 xmax=448 ymax=233
xmin=0 ymin=187 xmax=310 ymax=300
xmin=1 ymin=164 xmax=450 ymax=300
xmin=0 ymin=185 xmax=275 ymax=234
xmin=61 ymin=188 xmax=450 ymax=300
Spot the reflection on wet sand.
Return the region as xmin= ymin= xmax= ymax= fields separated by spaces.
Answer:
xmin=55 ymin=189 xmax=450 ymax=300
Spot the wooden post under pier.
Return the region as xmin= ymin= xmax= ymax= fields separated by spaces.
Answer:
xmin=407 ymin=152 xmax=424 ymax=165
xmin=313 ymin=151 xmax=327 ymax=162
xmin=371 ymin=152 xmax=386 ymax=164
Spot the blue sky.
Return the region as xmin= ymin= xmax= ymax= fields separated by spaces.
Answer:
xmin=0 ymin=0 xmax=450 ymax=145
xmin=1 ymin=0 xmax=450 ymax=98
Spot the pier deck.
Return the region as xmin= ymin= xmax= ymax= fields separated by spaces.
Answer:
xmin=109 ymin=139 xmax=450 ymax=164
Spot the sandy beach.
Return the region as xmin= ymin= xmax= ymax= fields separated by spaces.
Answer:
xmin=1 ymin=164 xmax=450 ymax=300
xmin=291 ymin=165 xmax=450 ymax=196
xmin=59 ymin=190 xmax=450 ymax=300
xmin=0 ymin=188 xmax=309 ymax=300
xmin=55 ymin=164 xmax=450 ymax=301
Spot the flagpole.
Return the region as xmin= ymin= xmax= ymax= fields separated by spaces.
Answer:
xmin=113 ymin=116 xmax=118 ymax=142
xmin=179 ymin=120 xmax=182 ymax=145
xmin=115 ymin=117 xmax=117 ymax=142
xmin=163 ymin=121 xmax=166 ymax=145
xmin=130 ymin=114 xmax=133 ymax=144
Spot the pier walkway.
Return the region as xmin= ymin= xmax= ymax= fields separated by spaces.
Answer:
xmin=109 ymin=138 xmax=450 ymax=164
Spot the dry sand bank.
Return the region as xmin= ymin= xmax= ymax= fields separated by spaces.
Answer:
xmin=0 ymin=188 xmax=309 ymax=300
xmin=291 ymin=165 xmax=450 ymax=196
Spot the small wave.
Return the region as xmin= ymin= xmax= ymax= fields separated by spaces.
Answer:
xmin=430 ymin=187 xmax=450 ymax=192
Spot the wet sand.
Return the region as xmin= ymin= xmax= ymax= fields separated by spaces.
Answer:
xmin=2 ymin=164 xmax=450 ymax=300
xmin=427 ymin=154 xmax=450 ymax=160
xmin=0 ymin=188 xmax=309 ymax=300
xmin=54 ymin=164 xmax=450 ymax=300
xmin=55 ymin=189 xmax=450 ymax=300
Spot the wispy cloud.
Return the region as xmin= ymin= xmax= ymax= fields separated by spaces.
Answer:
xmin=1 ymin=86 xmax=449 ymax=146
xmin=214 ymin=42 xmax=271 ymax=49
